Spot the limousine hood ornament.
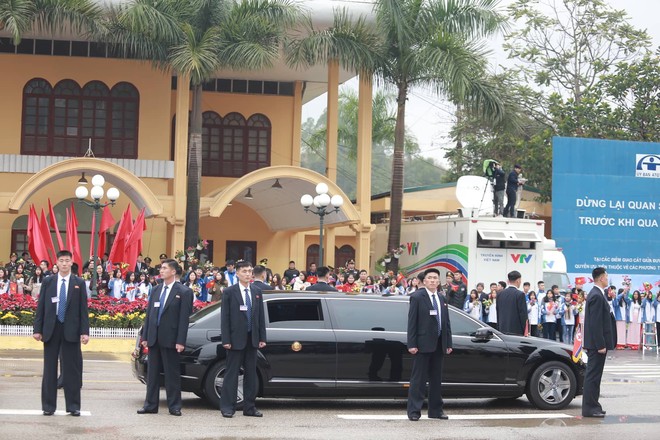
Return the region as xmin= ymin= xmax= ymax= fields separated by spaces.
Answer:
xmin=291 ymin=342 xmax=302 ymax=352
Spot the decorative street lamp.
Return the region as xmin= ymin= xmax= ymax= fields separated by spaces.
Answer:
xmin=300 ymin=183 xmax=344 ymax=267
xmin=75 ymin=174 xmax=119 ymax=298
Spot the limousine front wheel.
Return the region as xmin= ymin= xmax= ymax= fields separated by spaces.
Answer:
xmin=526 ymin=361 xmax=577 ymax=410
xmin=204 ymin=362 xmax=245 ymax=410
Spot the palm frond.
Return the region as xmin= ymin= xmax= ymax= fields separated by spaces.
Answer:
xmin=170 ymin=24 xmax=223 ymax=85
xmin=422 ymin=0 xmax=507 ymax=39
xmin=34 ymin=0 xmax=104 ymax=39
xmin=0 ymin=0 xmax=35 ymax=44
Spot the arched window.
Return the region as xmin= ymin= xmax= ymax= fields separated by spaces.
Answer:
xmin=109 ymin=82 xmax=139 ymax=157
xmin=246 ymin=113 xmax=271 ymax=174
xmin=306 ymin=244 xmax=320 ymax=271
xmin=221 ymin=112 xmax=247 ymax=177
xmin=22 ymin=78 xmax=52 ymax=153
xmin=201 ymin=111 xmax=223 ymax=176
xmin=21 ymin=78 xmax=139 ymax=158
xmin=52 ymin=79 xmax=82 ymax=156
xmin=335 ymin=245 xmax=356 ymax=270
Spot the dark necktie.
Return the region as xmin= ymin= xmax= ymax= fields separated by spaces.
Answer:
xmin=158 ymin=285 xmax=168 ymax=324
xmin=432 ymin=294 xmax=441 ymax=336
xmin=245 ymin=288 xmax=252 ymax=331
xmin=57 ymin=279 xmax=67 ymax=323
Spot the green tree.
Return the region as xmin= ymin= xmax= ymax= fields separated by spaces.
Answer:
xmin=302 ymin=89 xmax=444 ymax=199
xmin=0 ymin=0 xmax=102 ymax=44
xmin=102 ymin=0 xmax=301 ymax=248
xmin=292 ymin=1 xmax=508 ymax=272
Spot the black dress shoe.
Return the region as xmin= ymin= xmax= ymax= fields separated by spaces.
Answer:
xmin=169 ymin=409 xmax=182 ymax=416
xmin=221 ymin=412 xmax=234 ymax=418
xmin=408 ymin=414 xmax=420 ymax=421
xmin=69 ymin=410 xmax=81 ymax=417
xmin=137 ymin=407 xmax=158 ymax=414
xmin=43 ymin=411 xmax=54 ymax=416
xmin=583 ymin=412 xmax=606 ymax=418
xmin=429 ymin=412 xmax=449 ymax=420
xmin=243 ymin=410 xmax=263 ymax=417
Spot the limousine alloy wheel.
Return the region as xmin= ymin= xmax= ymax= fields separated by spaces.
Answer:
xmin=204 ymin=362 xmax=245 ymax=410
xmin=526 ymin=361 xmax=577 ymax=410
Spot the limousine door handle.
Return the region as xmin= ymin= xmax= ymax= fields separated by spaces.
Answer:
xmin=371 ymin=327 xmax=385 ymax=331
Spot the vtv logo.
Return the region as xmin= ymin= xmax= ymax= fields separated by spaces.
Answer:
xmin=406 ymin=242 xmax=419 ymax=255
xmin=511 ymin=254 xmax=533 ymax=264
xmin=636 ymin=154 xmax=660 ymax=178
xmin=543 ymin=260 xmax=555 ymax=269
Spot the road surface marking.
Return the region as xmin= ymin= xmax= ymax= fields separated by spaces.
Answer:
xmin=337 ymin=413 xmax=573 ymax=420
xmin=0 ymin=409 xmax=92 ymax=416
xmin=0 ymin=357 xmax=127 ymax=364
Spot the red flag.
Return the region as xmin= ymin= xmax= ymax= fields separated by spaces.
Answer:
xmin=48 ymin=198 xmax=64 ymax=251
xmin=124 ymin=208 xmax=146 ymax=271
xmin=97 ymin=205 xmax=116 ymax=259
xmin=108 ymin=205 xmax=132 ymax=265
xmin=65 ymin=208 xmax=83 ymax=268
xmin=27 ymin=205 xmax=44 ymax=265
xmin=39 ymin=208 xmax=57 ymax=264
xmin=89 ymin=210 xmax=96 ymax=260
xmin=70 ymin=202 xmax=79 ymax=227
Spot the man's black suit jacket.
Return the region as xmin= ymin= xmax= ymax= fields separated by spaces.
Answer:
xmin=497 ymin=286 xmax=528 ymax=335
xmin=584 ymin=286 xmax=617 ymax=350
xmin=33 ymin=275 xmax=89 ymax=342
xmin=221 ymin=283 xmax=267 ymax=350
xmin=306 ymin=282 xmax=338 ymax=292
xmin=407 ymin=288 xmax=452 ymax=353
xmin=142 ymin=282 xmax=193 ymax=348
xmin=251 ymin=280 xmax=272 ymax=291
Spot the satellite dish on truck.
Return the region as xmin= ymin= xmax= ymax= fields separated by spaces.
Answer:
xmin=456 ymin=176 xmax=494 ymax=217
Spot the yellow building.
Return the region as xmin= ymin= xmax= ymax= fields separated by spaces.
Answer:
xmin=0 ymin=5 xmax=380 ymax=274
xmin=0 ymin=2 xmax=550 ymax=274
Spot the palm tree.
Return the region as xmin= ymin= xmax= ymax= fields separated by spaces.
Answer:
xmin=293 ymin=0 xmax=508 ymax=272
xmin=0 ymin=0 xmax=102 ymax=44
xmin=102 ymin=0 xmax=301 ymax=248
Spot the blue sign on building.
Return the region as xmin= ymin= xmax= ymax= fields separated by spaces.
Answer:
xmin=552 ymin=136 xmax=660 ymax=293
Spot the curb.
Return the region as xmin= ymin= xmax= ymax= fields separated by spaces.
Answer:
xmin=1 ymin=335 xmax=135 ymax=358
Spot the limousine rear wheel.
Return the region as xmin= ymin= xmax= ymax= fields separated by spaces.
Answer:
xmin=204 ymin=362 xmax=245 ymax=410
xmin=526 ymin=361 xmax=577 ymax=410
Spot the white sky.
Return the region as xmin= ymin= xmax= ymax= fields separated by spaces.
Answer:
xmin=301 ymin=0 xmax=660 ymax=166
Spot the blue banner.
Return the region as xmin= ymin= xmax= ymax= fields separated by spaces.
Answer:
xmin=552 ymin=137 xmax=660 ymax=292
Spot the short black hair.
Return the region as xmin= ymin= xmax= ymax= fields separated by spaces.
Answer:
xmin=236 ymin=260 xmax=252 ymax=270
xmin=317 ymin=266 xmax=330 ymax=278
xmin=454 ymin=269 xmax=462 ymax=274
xmin=40 ymin=259 xmax=50 ymax=265
xmin=498 ymin=281 xmax=507 ymax=289
xmin=551 ymin=285 xmax=559 ymax=290
xmin=523 ymin=281 xmax=530 ymax=287
xmin=57 ymin=250 xmax=73 ymax=259
xmin=507 ymin=271 xmax=522 ymax=282
xmin=161 ymin=259 xmax=179 ymax=272
xmin=490 ymin=282 xmax=497 ymax=288
xmin=424 ymin=268 xmax=440 ymax=278
xmin=289 ymin=260 xmax=295 ymax=264
xmin=253 ymin=265 xmax=266 ymax=277
xmin=592 ymin=267 xmax=606 ymax=281
xmin=537 ymin=280 xmax=544 ymax=285
xmin=226 ymin=259 xmax=235 ymax=266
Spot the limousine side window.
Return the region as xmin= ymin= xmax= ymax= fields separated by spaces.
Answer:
xmin=448 ymin=309 xmax=482 ymax=336
xmin=266 ymin=299 xmax=325 ymax=329
xmin=328 ymin=299 xmax=407 ymax=332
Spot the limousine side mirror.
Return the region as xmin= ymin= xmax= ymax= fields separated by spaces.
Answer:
xmin=472 ymin=327 xmax=494 ymax=342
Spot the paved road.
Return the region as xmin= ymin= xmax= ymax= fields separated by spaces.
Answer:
xmin=0 ymin=347 xmax=658 ymax=439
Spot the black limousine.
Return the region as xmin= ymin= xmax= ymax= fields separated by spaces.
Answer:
xmin=132 ymin=292 xmax=584 ymax=410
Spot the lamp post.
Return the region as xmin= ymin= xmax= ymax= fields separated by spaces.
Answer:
xmin=75 ymin=174 xmax=119 ymax=298
xmin=300 ymin=183 xmax=344 ymax=267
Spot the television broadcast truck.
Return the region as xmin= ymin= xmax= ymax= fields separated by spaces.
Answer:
xmin=371 ymin=176 xmax=569 ymax=290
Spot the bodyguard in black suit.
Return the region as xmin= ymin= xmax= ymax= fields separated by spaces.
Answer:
xmin=138 ymin=259 xmax=193 ymax=416
xmin=497 ymin=271 xmax=528 ymax=335
xmin=33 ymin=250 xmax=89 ymax=416
xmin=582 ymin=267 xmax=617 ymax=418
xmin=221 ymin=260 xmax=267 ymax=418
xmin=251 ymin=264 xmax=272 ymax=291
xmin=407 ymin=268 xmax=453 ymax=421
xmin=306 ymin=266 xmax=338 ymax=292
